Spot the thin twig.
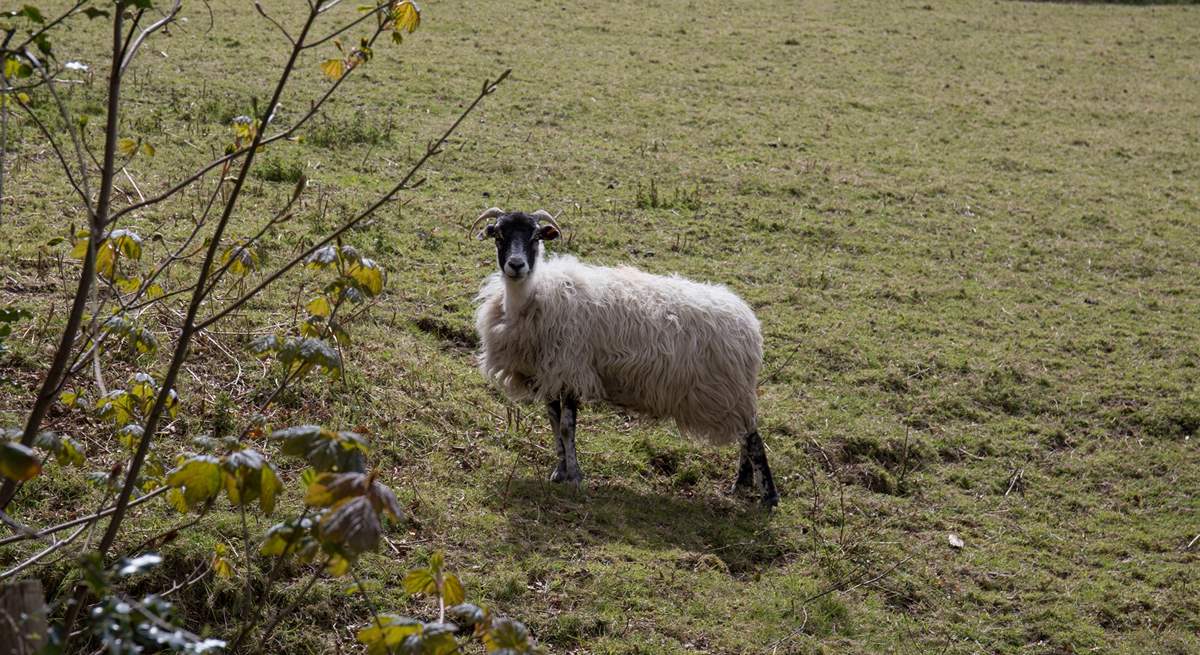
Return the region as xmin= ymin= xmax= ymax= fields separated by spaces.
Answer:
xmin=1 ymin=523 xmax=88 ymax=579
xmin=0 ymin=486 xmax=167 ymax=547
xmin=766 ymin=556 xmax=912 ymax=650
xmin=196 ymin=68 xmax=513 ymax=330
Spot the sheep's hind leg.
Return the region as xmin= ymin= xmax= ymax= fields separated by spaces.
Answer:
xmin=736 ymin=430 xmax=779 ymax=508
xmin=731 ymin=442 xmax=755 ymax=496
xmin=549 ymin=395 xmax=583 ymax=485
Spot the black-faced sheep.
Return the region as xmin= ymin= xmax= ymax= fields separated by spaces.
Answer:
xmin=473 ymin=208 xmax=779 ymax=506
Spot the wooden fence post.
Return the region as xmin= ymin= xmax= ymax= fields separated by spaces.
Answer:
xmin=0 ymin=580 xmax=48 ymax=655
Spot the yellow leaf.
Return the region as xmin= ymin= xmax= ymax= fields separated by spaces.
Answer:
xmin=0 ymin=442 xmax=42 ymax=482
xmin=325 ymin=555 xmax=350 ymax=577
xmin=95 ymin=242 xmax=116 ymax=279
xmin=306 ymin=296 xmax=332 ymax=318
xmin=320 ymin=58 xmax=346 ymax=81
xmin=60 ymin=390 xmax=78 ymax=407
xmin=116 ymin=276 xmax=142 ymax=294
xmin=118 ymin=137 xmax=137 ymax=157
xmin=394 ymin=1 xmax=420 ymax=33
xmin=140 ymin=142 xmax=156 ymax=157
xmin=442 ymin=573 xmax=465 ymax=605
xmin=403 ymin=568 xmax=436 ymax=595
xmin=69 ymin=231 xmax=89 ymax=259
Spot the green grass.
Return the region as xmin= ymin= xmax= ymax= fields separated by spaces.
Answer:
xmin=2 ymin=1 xmax=1199 ymax=653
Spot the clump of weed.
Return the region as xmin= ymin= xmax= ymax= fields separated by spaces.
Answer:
xmin=306 ymin=111 xmax=393 ymax=149
xmin=837 ymin=432 xmax=931 ymax=495
xmin=253 ymin=155 xmax=305 ymax=183
xmin=635 ymin=178 xmax=702 ymax=211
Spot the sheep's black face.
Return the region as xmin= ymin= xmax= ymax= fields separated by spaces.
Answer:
xmin=486 ymin=212 xmax=559 ymax=280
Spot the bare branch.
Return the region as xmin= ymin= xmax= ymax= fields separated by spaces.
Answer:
xmin=196 ymin=68 xmax=513 ymax=331
xmin=0 ymin=486 xmax=168 ymax=547
xmin=1 ymin=522 xmax=89 ymax=579
xmin=120 ymin=0 xmax=183 ymax=73
xmin=255 ymin=1 xmax=294 ymax=45
xmin=301 ymin=3 xmax=390 ymax=51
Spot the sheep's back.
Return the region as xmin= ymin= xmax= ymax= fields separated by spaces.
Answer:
xmin=538 ymin=259 xmax=762 ymax=444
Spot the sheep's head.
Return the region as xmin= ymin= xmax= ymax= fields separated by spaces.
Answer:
xmin=473 ymin=207 xmax=560 ymax=281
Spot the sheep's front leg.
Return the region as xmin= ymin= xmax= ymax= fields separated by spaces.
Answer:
xmin=736 ymin=430 xmax=779 ymax=508
xmin=548 ymin=395 xmax=583 ymax=485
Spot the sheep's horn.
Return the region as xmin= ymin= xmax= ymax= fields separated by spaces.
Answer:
xmin=471 ymin=207 xmax=506 ymax=240
xmin=529 ymin=209 xmax=562 ymax=233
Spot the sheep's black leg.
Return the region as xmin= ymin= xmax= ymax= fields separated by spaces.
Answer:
xmin=547 ymin=398 xmax=563 ymax=459
xmin=739 ymin=430 xmax=779 ymax=508
xmin=731 ymin=441 xmax=755 ymax=495
xmin=549 ymin=395 xmax=582 ymax=484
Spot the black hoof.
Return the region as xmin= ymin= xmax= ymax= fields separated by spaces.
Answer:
xmin=549 ymin=463 xmax=582 ymax=485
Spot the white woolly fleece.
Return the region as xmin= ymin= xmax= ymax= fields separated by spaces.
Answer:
xmin=475 ymin=255 xmax=762 ymax=445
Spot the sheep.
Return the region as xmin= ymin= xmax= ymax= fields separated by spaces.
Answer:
xmin=472 ymin=207 xmax=779 ymax=507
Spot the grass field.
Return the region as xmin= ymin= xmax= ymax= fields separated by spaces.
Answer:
xmin=2 ymin=0 xmax=1199 ymax=653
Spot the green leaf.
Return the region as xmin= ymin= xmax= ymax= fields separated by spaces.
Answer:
xmin=3 ymin=57 xmax=32 ymax=79
xmin=108 ymin=229 xmax=143 ymax=260
xmin=356 ymin=614 xmax=421 ymax=655
xmin=260 ymin=516 xmax=316 ymax=557
xmin=428 ymin=550 xmax=444 ymax=574
xmin=319 ymin=495 xmax=382 ymax=556
xmin=222 ymin=449 xmax=282 ymax=514
xmin=96 ymin=390 xmax=136 ymax=426
xmin=0 ymin=307 xmax=31 ymax=323
xmin=483 ymin=618 xmax=536 ymax=653
xmin=222 ymin=243 xmax=261 ymax=276
xmin=305 ymin=471 xmax=402 ymax=521
xmin=33 ymin=431 xmax=85 ymax=466
xmin=18 ymin=5 xmax=45 ymax=23
xmin=0 ymin=441 xmax=42 ymax=481
xmin=403 ymin=568 xmax=436 ymax=596
xmin=115 ymin=275 xmax=142 ymax=294
xmin=212 ymin=543 xmax=234 ymax=579
xmin=165 ymin=455 xmax=222 ymax=511
xmin=140 ymin=142 xmax=156 ymax=158
xmin=271 ymin=425 xmax=368 ymax=473
xmin=447 ymin=603 xmax=486 ymax=629
xmin=69 ymin=230 xmax=89 ymax=259
xmin=59 ymin=390 xmax=79 ymax=407
xmin=347 ymin=258 xmax=385 ymax=296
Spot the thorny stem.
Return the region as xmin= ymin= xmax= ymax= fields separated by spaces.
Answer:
xmin=1 ymin=70 xmax=8 ymax=227
xmin=59 ymin=5 xmax=325 ymax=645
xmin=0 ymin=0 xmax=124 ymax=512
xmin=228 ymin=508 xmax=310 ymax=652
xmin=354 ymin=568 xmax=396 ymax=655
xmin=256 ymin=555 xmax=333 ymax=651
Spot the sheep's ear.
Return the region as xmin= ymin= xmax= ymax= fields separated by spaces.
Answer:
xmin=476 ymin=224 xmax=497 ymax=241
xmin=536 ymin=224 xmax=560 ymax=241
